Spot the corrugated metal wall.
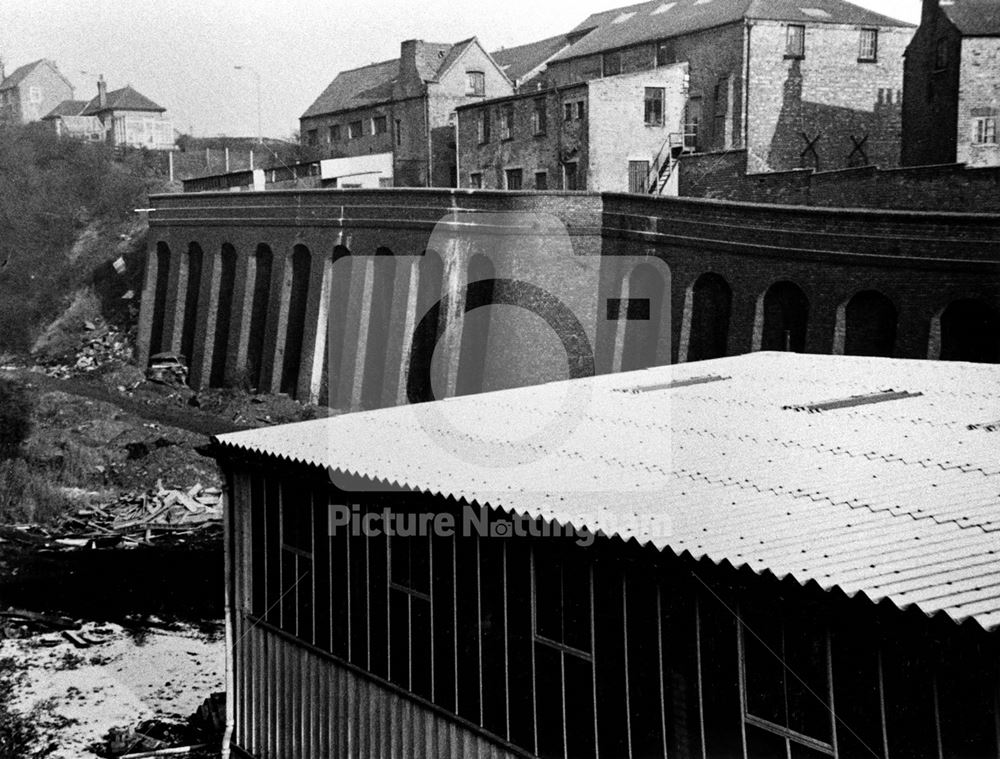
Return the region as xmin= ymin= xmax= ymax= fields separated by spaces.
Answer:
xmin=232 ymin=618 xmax=525 ymax=759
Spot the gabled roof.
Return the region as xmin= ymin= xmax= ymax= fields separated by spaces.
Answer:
xmin=42 ymin=100 xmax=89 ymax=119
xmin=943 ymin=0 xmax=1000 ymax=36
xmin=81 ymin=85 xmax=165 ymax=115
xmin=215 ymin=352 xmax=1000 ymax=632
xmin=491 ymin=33 xmax=571 ymax=84
xmin=0 ymin=58 xmax=72 ymax=92
xmin=302 ymin=40 xmax=458 ymax=119
xmin=554 ymin=0 xmax=912 ymax=62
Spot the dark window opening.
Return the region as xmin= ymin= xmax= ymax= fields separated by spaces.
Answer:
xmin=645 ymin=87 xmax=666 ymax=126
xmin=373 ymin=115 xmax=387 ymax=135
xmin=534 ymin=171 xmax=548 ymax=190
xmin=467 ymin=70 xmax=486 ymax=97
xmin=505 ymin=168 xmax=523 ymax=190
xmin=603 ymin=51 xmax=622 ymax=77
xmin=329 ymin=124 xmax=340 ymax=142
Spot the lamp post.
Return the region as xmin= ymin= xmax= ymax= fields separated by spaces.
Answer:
xmin=234 ymin=64 xmax=262 ymax=144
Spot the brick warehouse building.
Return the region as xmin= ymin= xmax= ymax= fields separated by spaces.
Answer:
xmin=212 ymin=353 xmax=1000 ymax=759
xmin=512 ymin=0 xmax=915 ymax=181
xmin=299 ymin=38 xmax=515 ymax=188
xmin=902 ymin=0 xmax=1000 ymax=169
xmin=456 ymin=63 xmax=691 ymax=193
xmin=137 ymin=188 xmax=1000 ymax=410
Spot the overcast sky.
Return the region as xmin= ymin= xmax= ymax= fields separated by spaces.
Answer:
xmin=1 ymin=0 xmax=921 ymax=140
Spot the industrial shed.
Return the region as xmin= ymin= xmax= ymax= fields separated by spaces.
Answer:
xmin=213 ymin=352 xmax=1000 ymax=759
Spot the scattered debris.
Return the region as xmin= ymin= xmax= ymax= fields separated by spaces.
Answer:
xmin=38 ymin=325 xmax=135 ymax=380
xmin=146 ymin=353 xmax=189 ymax=387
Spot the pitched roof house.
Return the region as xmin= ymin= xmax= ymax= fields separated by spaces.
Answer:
xmin=300 ymin=38 xmax=514 ymax=187
xmin=66 ymin=76 xmax=174 ymax=150
xmin=902 ymin=0 xmax=1000 ymax=167
xmin=0 ymin=59 xmax=74 ymax=124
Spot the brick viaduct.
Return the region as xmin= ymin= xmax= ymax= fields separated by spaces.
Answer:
xmin=138 ymin=189 xmax=1000 ymax=409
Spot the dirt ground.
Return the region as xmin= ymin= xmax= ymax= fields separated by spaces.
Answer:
xmin=1 ymin=620 xmax=224 ymax=758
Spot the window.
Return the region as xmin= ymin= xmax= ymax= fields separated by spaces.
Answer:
xmin=505 ymin=168 xmax=523 ymax=190
xmin=628 ymin=160 xmax=650 ymax=193
xmin=531 ymin=98 xmax=547 ymax=135
xmin=575 ymin=101 xmax=585 ymax=121
xmin=328 ymin=124 xmax=340 ymax=142
xmin=388 ymin=534 xmax=432 ymax=697
xmin=306 ymin=129 xmax=318 ymax=146
xmin=858 ymin=28 xmax=878 ymax=61
xmin=28 ymin=86 xmax=42 ymax=103
xmin=500 ymin=105 xmax=513 ymax=140
xmin=469 ymin=172 xmax=483 ymax=188
xmin=534 ymin=171 xmax=548 ymax=190
xmin=935 ymin=37 xmax=948 ymax=70
xmin=975 ymin=116 xmax=997 ymax=144
xmin=786 ymin=24 xmax=806 ymax=58
xmin=603 ymin=51 xmax=622 ymax=77
xmin=564 ymin=100 xmax=585 ymax=122
xmin=348 ymin=120 xmax=362 ymax=140
xmin=564 ymin=102 xmax=573 ymax=122
xmin=372 ymin=115 xmax=387 ymax=135
xmin=467 ymin=70 xmax=485 ymax=96
xmin=656 ymin=39 xmax=677 ymax=67
xmin=564 ymin=161 xmax=581 ymax=190
xmin=532 ymin=546 xmax=594 ymax=759
xmin=644 ymin=87 xmax=665 ymax=126
xmin=394 ymin=118 xmax=402 ymax=146
xmin=740 ymin=601 xmax=833 ymax=755
xmin=279 ymin=480 xmax=315 ymax=644
xmin=477 ymin=110 xmax=490 ymax=143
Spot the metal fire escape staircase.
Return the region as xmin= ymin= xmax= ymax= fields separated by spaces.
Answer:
xmin=646 ymin=126 xmax=697 ymax=195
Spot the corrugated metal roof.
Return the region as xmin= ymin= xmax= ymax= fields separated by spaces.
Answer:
xmin=215 ymin=353 xmax=1000 ymax=632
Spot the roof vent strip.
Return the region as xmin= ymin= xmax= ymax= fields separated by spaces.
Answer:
xmin=783 ymin=389 xmax=924 ymax=413
xmin=618 ymin=374 xmax=731 ymax=394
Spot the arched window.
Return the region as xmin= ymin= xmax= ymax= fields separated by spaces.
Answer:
xmin=281 ymin=245 xmax=313 ymax=396
xmin=760 ymin=281 xmax=809 ymax=352
xmin=844 ymin=290 xmax=896 ymax=357
xmin=149 ymin=242 xmax=171 ymax=356
xmin=621 ymin=262 xmax=668 ymax=372
xmin=688 ymin=273 xmax=732 ymax=361
xmin=180 ymin=242 xmax=204 ymax=364
xmin=940 ymin=299 xmax=1000 ymax=363
xmin=246 ymin=244 xmax=273 ymax=391
xmin=209 ymin=243 xmax=239 ymax=387
xmin=457 ymin=254 xmax=495 ymax=396
xmin=361 ymin=248 xmax=397 ymax=408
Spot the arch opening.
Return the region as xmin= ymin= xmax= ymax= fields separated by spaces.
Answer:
xmin=180 ymin=242 xmax=204 ymax=364
xmin=621 ymin=262 xmax=667 ymax=372
xmin=845 ymin=290 xmax=896 ymax=357
xmin=209 ymin=244 xmax=239 ymax=387
xmin=246 ymin=244 xmax=273 ymax=391
xmin=688 ymin=273 xmax=732 ymax=362
xmin=457 ymin=255 xmax=496 ymax=396
xmin=408 ymin=249 xmax=446 ymax=402
xmin=761 ymin=281 xmax=809 ymax=352
xmin=281 ymin=245 xmax=313 ymax=395
xmin=149 ymin=242 xmax=171 ymax=356
xmin=361 ymin=248 xmax=397 ymax=409
xmin=940 ymin=299 xmax=1000 ymax=363
xmin=322 ymin=246 xmax=353 ymax=408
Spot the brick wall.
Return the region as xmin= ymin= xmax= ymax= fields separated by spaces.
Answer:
xmin=7 ymin=63 xmax=74 ymax=124
xmin=956 ymin=37 xmax=1000 ymax=168
xmin=456 ymin=85 xmax=589 ymax=190
xmin=901 ymin=4 xmax=962 ymax=165
xmin=678 ymin=148 xmax=1000 ymax=212
xmin=746 ymin=21 xmax=911 ymax=173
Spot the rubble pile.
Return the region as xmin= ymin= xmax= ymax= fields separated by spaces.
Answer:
xmin=58 ymin=481 xmax=223 ymax=548
xmin=1 ymin=482 xmax=223 ymax=550
xmin=39 ymin=323 xmax=134 ymax=380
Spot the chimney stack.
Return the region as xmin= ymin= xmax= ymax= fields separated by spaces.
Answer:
xmin=398 ymin=40 xmax=423 ymax=98
xmin=97 ymin=74 xmax=107 ymax=108
xmin=922 ymin=0 xmax=940 ymax=24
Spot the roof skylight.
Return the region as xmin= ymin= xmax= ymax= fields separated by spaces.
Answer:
xmin=652 ymin=1 xmax=677 ymax=13
xmin=783 ymin=389 xmax=923 ymax=413
xmin=613 ymin=11 xmax=637 ymax=23
xmin=801 ymin=7 xmax=832 ymax=17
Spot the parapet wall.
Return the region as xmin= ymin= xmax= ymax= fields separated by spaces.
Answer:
xmin=678 ymin=150 xmax=1000 ymax=213
xmin=138 ymin=188 xmax=1000 ymax=410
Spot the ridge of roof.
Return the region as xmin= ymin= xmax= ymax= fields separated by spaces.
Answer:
xmin=41 ymin=99 xmax=89 ymax=119
xmin=81 ymin=84 xmax=165 ymax=115
xmin=553 ymin=0 xmax=912 ymax=64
